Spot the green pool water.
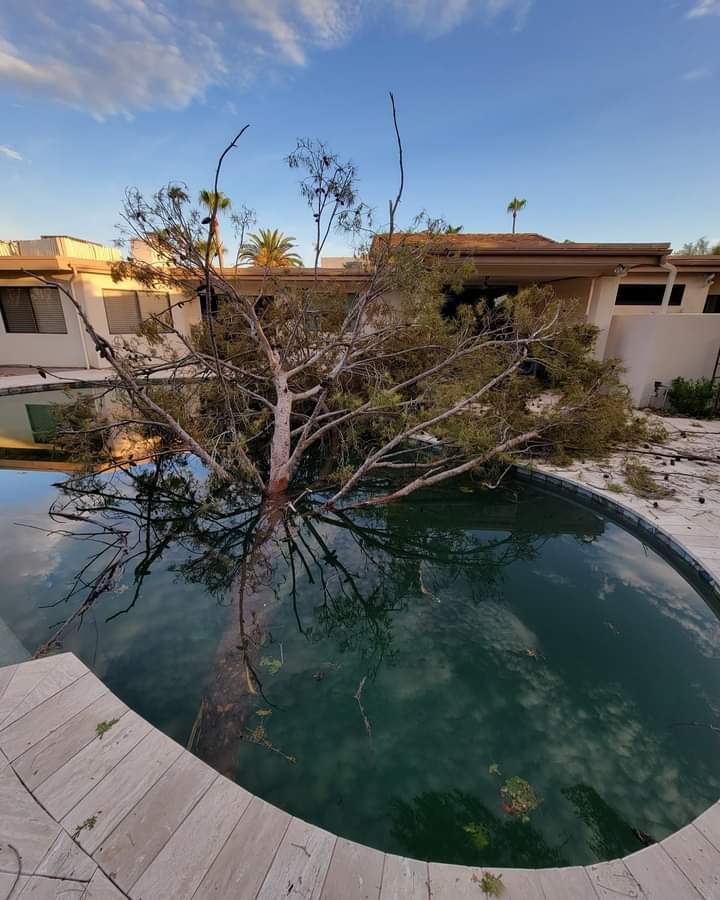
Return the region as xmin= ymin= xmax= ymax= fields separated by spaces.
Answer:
xmin=0 ymin=463 xmax=719 ymax=868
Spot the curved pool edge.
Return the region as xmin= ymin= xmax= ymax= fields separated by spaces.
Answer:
xmin=515 ymin=464 xmax=720 ymax=600
xmin=1 ymin=466 xmax=720 ymax=898
xmin=2 ymin=671 xmax=719 ymax=899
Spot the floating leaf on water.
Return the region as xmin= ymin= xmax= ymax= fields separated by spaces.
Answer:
xmin=500 ymin=776 xmax=541 ymax=820
xmin=249 ymin=724 xmax=266 ymax=741
xmin=488 ymin=762 xmax=501 ymax=777
xmin=459 ymin=486 xmax=474 ymax=493
xmin=259 ymin=656 xmax=283 ymax=675
xmin=255 ymin=708 xmax=273 ymax=717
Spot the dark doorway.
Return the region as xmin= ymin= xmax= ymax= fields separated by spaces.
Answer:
xmin=441 ymin=284 xmax=518 ymax=319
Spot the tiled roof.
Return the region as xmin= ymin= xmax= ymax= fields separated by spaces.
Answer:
xmin=374 ymin=233 xmax=671 ymax=254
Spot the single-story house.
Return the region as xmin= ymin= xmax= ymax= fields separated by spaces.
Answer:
xmin=1 ymin=233 xmax=719 ymax=407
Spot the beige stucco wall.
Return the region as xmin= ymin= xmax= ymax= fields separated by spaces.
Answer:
xmin=545 ymin=277 xmax=593 ymax=323
xmin=584 ymin=276 xmax=622 ymax=359
xmin=605 ymin=313 xmax=720 ymax=406
xmin=585 ymin=272 xmax=715 ymax=361
xmin=610 ymin=272 xmax=711 ymax=316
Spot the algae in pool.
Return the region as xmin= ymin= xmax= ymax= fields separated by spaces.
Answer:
xmin=0 ymin=462 xmax=718 ymax=868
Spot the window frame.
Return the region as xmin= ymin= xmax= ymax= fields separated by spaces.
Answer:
xmin=614 ymin=283 xmax=685 ymax=307
xmin=0 ymin=286 xmax=68 ymax=334
xmin=102 ymin=289 xmax=173 ymax=335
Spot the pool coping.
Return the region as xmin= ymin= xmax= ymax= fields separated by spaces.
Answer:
xmin=515 ymin=465 xmax=720 ymax=598
xmin=1 ymin=470 xmax=720 ymax=898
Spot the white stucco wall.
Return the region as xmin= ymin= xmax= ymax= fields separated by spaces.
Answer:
xmin=72 ymin=272 xmax=198 ymax=368
xmin=605 ymin=313 xmax=720 ymax=406
xmin=0 ymin=271 xmax=201 ymax=371
xmin=0 ymin=278 xmax=88 ymax=368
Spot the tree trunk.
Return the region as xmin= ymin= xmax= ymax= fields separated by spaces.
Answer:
xmin=512 ymin=212 xmax=517 ymax=234
xmin=268 ymin=375 xmax=293 ymax=494
xmin=193 ymin=375 xmax=294 ymax=775
xmin=193 ymin=500 xmax=286 ymax=777
xmin=213 ymin=217 xmax=225 ymax=269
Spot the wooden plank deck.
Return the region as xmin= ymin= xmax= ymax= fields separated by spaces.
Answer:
xmin=0 ymin=654 xmax=714 ymax=899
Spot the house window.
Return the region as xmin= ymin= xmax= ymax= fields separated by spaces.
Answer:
xmin=614 ymin=284 xmax=685 ymax=307
xmin=25 ymin=404 xmax=57 ymax=443
xmin=0 ymin=286 xmax=67 ymax=333
xmin=103 ymin=290 xmax=172 ymax=334
xmin=703 ymin=295 xmax=720 ymax=314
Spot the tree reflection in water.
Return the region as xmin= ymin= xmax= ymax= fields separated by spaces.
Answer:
xmin=38 ymin=455 xmax=601 ymax=774
xmin=10 ymin=454 xmax=718 ymax=867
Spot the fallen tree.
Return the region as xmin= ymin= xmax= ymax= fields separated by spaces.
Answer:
xmin=26 ymin=95 xmax=649 ymax=775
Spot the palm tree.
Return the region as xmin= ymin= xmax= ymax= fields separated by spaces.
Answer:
xmin=507 ymin=197 xmax=527 ymax=234
xmin=237 ymin=229 xmax=303 ymax=268
xmin=199 ymin=190 xmax=232 ymax=267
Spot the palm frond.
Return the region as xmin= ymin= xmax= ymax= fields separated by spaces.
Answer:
xmin=237 ymin=228 xmax=303 ymax=267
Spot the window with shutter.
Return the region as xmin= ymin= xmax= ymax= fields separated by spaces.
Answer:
xmin=30 ymin=287 xmax=67 ymax=333
xmin=0 ymin=287 xmax=36 ymax=332
xmin=138 ymin=291 xmax=172 ymax=328
xmin=0 ymin=286 xmax=66 ymax=333
xmin=103 ymin=290 xmax=142 ymax=334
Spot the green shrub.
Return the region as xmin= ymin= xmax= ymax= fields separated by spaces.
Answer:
xmin=668 ymin=377 xmax=719 ymax=419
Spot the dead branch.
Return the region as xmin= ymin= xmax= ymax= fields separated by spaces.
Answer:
xmin=354 ymin=675 xmax=373 ymax=741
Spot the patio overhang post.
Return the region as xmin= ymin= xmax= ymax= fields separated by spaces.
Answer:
xmin=659 ymin=260 xmax=678 ymax=313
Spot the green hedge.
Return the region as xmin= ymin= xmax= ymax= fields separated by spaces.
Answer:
xmin=667 ymin=377 xmax=719 ymax=419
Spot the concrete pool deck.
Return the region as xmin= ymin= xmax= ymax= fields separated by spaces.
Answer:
xmin=1 ymin=416 xmax=720 ymax=898
xmin=530 ymin=416 xmax=720 ymax=595
xmin=1 ymin=653 xmax=720 ymax=899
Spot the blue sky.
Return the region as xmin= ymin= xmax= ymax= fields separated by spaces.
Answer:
xmin=1 ymin=0 xmax=718 ymax=263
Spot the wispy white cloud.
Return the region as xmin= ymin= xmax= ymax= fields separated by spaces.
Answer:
xmin=390 ymin=0 xmax=532 ymax=35
xmin=0 ymin=0 xmax=533 ymax=117
xmin=224 ymin=0 xmax=359 ymax=66
xmin=0 ymin=144 xmax=22 ymax=160
xmin=0 ymin=0 xmax=225 ymax=120
xmin=682 ymin=66 xmax=712 ymax=80
xmin=687 ymin=0 xmax=720 ymax=17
